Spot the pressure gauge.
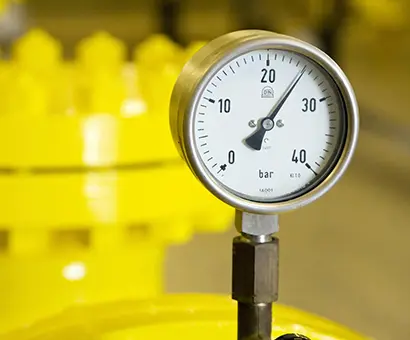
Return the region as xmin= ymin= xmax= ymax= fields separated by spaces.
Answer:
xmin=170 ymin=30 xmax=359 ymax=214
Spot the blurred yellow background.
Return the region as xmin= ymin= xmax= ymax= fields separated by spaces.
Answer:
xmin=0 ymin=1 xmax=409 ymax=339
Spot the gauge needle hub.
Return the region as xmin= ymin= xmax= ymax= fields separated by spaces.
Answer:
xmin=244 ymin=66 xmax=307 ymax=150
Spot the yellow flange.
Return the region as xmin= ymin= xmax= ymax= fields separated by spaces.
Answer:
xmin=0 ymin=29 xmax=232 ymax=333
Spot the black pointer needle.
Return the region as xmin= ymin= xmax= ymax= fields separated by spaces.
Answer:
xmin=244 ymin=66 xmax=307 ymax=151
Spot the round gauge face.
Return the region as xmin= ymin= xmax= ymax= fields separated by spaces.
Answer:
xmin=192 ymin=48 xmax=346 ymax=203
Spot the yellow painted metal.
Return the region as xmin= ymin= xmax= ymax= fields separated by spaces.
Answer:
xmin=134 ymin=34 xmax=184 ymax=116
xmin=0 ymin=29 xmax=232 ymax=333
xmin=2 ymin=295 xmax=369 ymax=340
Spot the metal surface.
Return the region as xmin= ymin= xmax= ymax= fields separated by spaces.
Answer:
xmin=275 ymin=335 xmax=311 ymax=340
xmin=170 ymin=29 xmax=359 ymax=214
xmin=232 ymin=235 xmax=279 ymax=340
xmin=237 ymin=302 xmax=272 ymax=340
xmin=232 ymin=235 xmax=279 ymax=304
xmin=235 ymin=210 xmax=279 ymax=236
xmin=232 ymin=213 xmax=279 ymax=340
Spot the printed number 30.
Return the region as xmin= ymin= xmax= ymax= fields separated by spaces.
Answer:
xmin=302 ymin=98 xmax=317 ymax=112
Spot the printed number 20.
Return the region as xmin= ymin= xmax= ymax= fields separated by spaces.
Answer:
xmin=261 ymin=68 xmax=275 ymax=83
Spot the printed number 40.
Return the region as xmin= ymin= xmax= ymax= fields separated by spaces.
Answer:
xmin=292 ymin=149 xmax=307 ymax=163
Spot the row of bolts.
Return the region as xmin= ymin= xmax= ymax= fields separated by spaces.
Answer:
xmin=0 ymin=29 xmax=206 ymax=115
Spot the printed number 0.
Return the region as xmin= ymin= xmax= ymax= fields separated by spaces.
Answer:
xmin=228 ymin=150 xmax=235 ymax=164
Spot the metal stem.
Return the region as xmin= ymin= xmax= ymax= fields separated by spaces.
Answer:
xmin=242 ymin=233 xmax=273 ymax=243
xmin=237 ymin=302 xmax=272 ymax=340
xmin=233 ymin=210 xmax=279 ymax=340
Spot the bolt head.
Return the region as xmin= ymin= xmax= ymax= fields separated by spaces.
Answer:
xmin=248 ymin=120 xmax=256 ymax=128
xmin=276 ymin=119 xmax=284 ymax=128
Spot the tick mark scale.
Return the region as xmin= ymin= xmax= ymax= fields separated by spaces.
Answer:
xmin=170 ymin=29 xmax=359 ymax=214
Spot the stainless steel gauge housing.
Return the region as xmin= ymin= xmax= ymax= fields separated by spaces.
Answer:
xmin=170 ymin=30 xmax=359 ymax=214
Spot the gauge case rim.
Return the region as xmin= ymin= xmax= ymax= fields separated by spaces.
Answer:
xmin=170 ymin=29 xmax=359 ymax=215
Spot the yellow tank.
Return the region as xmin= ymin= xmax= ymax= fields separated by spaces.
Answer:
xmin=0 ymin=29 xmax=232 ymax=333
xmin=2 ymin=295 xmax=369 ymax=340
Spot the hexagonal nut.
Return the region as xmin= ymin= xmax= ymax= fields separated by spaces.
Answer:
xmin=232 ymin=236 xmax=279 ymax=304
xmin=235 ymin=211 xmax=279 ymax=236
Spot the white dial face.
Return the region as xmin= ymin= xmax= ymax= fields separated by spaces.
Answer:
xmin=192 ymin=48 xmax=346 ymax=202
